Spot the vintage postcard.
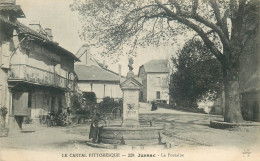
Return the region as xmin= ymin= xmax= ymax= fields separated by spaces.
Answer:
xmin=0 ymin=0 xmax=259 ymax=161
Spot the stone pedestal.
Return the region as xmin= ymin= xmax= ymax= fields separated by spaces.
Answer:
xmin=121 ymin=88 xmax=140 ymax=127
xmin=120 ymin=74 xmax=142 ymax=127
xmin=97 ymin=70 xmax=164 ymax=147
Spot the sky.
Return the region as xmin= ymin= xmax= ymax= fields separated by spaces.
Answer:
xmin=16 ymin=0 xmax=182 ymax=75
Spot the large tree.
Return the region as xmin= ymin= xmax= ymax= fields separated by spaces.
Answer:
xmin=170 ymin=39 xmax=223 ymax=108
xmin=71 ymin=0 xmax=259 ymax=123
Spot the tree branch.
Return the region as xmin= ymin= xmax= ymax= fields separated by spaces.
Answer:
xmin=155 ymin=0 xmax=231 ymax=51
xmin=190 ymin=14 xmax=230 ymax=50
xmin=230 ymin=0 xmax=238 ymax=19
xmin=155 ymin=0 xmax=224 ymax=62
xmin=168 ymin=0 xmax=182 ymax=14
xmin=192 ymin=0 xmax=198 ymax=14
xmin=210 ymin=0 xmax=229 ymax=38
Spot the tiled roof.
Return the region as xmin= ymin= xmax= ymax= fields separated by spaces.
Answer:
xmin=141 ymin=59 xmax=169 ymax=73
xmin=0 ymin=15 xmax=79 ymax=61
xmin=75 ymin=44 xmax=124 ymax=77
xmin=0 ymin=5 xmax=25 ymax=18
xmin=75 ymin=65 xmax=121 ymax=82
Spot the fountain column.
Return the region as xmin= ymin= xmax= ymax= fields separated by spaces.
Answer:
xmin=120 ymin=70 xmax=141 ymax=127
xmin=97 ymin=58 xmax=163 ymax=147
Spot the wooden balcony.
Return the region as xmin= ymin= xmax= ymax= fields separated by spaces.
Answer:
xmin=8 ymin=64 xmax=74 ymax=90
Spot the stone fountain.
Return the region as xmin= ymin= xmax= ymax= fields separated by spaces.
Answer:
xmin=98 ymin=58 xmax=164 ymax=148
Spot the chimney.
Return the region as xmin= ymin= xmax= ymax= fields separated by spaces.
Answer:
xmin=29 ymin=20 xmax=41 ymax=33
xmin=45 ymin=28 xmax=53 ymax=40
xmin=118 ymin=64 xmax=122 ymax=78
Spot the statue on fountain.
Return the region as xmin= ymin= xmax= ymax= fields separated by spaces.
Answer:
xmin=128 ymin=57 xmax=134 ymax=71
xmin=127 ymin=57 xmax=134 ymax=78
xmin=87 ymin=58 xmax=163 ymax=148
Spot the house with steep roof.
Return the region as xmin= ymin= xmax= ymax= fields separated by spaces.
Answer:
xmin=138 ymin=59 xmax=170 ymax=104
xmin=74 ymin=45 xmax=123 ymax=102
xmin=0 ymin=0 xmax=79 ymax=129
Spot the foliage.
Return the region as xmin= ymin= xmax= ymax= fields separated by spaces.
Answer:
xmin=71 ymin=93 xmax=83 ymax=113
xmin=170 ymin=39 xmax=223 ymax=107
xmin=70 ymin=93 xmax=89 ymax=113
xmin=71 ymin=0 xmax=258 ymax=61
xmin=23 ymin=117 xmax=33 ymax=124
xmin=71 ymin=0 xmax=259 ymax=122
xmin=98 ymin=97 xmax=122 ymax=114
xmin=82 ymin=92 xmax=97 ymax=113
xmin=83 ymin=92 xmax=97 ymax=104
xmin=70 ymin=92 xmax=97 ymax=115
xmin=0 ymin=106 xmax=7 ymax=118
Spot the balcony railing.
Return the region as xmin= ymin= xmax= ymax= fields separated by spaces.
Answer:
xmin=9 ymin=64 xmax=73 ymax=90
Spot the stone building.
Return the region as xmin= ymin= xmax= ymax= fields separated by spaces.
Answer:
xmin=74 ymin=45 xmax=123 ymax=103
xmin=240 ymin=22 xmax=260 ymax=122
xmin=138 ymin=59 xmax=169 ymax=104
xmin=0 ymin=0 xmax=79 ymax=129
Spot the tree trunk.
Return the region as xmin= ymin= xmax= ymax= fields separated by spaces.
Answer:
xmin=223 ymin=67 xmax=243 ymax=123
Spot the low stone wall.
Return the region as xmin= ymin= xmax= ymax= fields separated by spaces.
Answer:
xmin=210 ymin=120 xmax=260 ymax=129
xmin=99 ymin=126 xmax=163 ymax=146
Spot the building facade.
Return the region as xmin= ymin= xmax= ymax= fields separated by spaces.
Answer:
xmin=0 ymin=1 xmax=78 ymax=129
xmin=74 ymin=45 xmax=123 ymax=103
xmin=138 ymin=59 xmax=169 ymax=104
xmin=239 ymin=20 xmax=260 ymax=122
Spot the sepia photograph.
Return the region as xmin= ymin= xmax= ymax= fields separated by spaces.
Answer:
xmin=0 ymin=0 xmax=259 ymax=161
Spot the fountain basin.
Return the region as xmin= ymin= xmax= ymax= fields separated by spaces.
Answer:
xmin=99 ymin=125 xmax=163 ymax=146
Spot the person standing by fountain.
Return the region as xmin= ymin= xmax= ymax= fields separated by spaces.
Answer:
xmin=89 ymin=112 xmax=101 ymax=143
xmin=89 ymin=112 xmax=106 ymax=143
xmin=93 ymin=57 xmax=164 ymax=147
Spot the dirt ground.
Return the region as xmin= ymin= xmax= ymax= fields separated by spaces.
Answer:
xmin=0 ymin=106 xmax=260 ymax=161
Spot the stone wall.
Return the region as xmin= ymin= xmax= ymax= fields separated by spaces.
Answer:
xmin=241 ymin=92 xmax=260 ymax=121
xmin=146 ymin=73 xmax=169 ymax=103
xmin=239 ymin=15 xmax=260 ymax=122
xmin=0 ymin=21 xmax=13 ymax=126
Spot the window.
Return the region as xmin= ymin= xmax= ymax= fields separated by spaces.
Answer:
xmin=156 ymin=91 xmax=160 ymax=99
xmin=156 ymin=77 xmax=161 ymax=86
xmin=162 ymin=77 xmax=168 ymax=87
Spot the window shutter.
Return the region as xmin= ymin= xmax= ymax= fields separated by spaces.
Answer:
xmin=1 ymin=41 xmax=10 ymax=69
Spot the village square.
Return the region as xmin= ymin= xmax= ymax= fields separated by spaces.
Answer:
xmin=0 ymin=0 xmax=260 ymax=161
